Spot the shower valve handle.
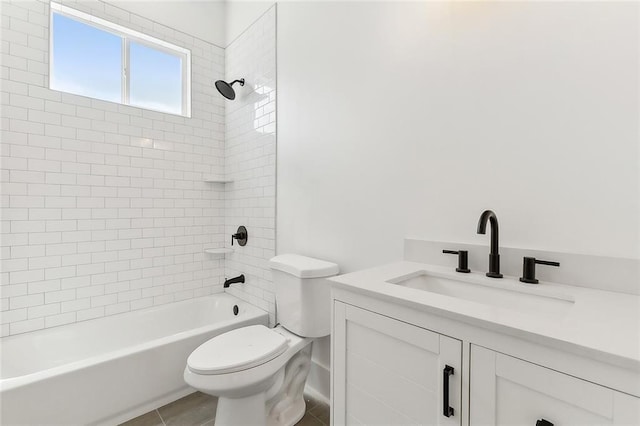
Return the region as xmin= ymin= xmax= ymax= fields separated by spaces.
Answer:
xmin=231 ymin=226 xmax=248 ymax=247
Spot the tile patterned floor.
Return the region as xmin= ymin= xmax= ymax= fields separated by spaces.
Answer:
xmin=120 ymin=392 xmax=329 ymax=426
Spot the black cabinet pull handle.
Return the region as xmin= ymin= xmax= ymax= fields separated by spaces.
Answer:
xmin=536 ymin=419 xmax=554 ymax=426
xmin=443 ymin=365 xmax=454 ymax=417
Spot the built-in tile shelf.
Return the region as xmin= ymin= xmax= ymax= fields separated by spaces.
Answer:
xmin=204 ymin=248 xmax=234 ymax=256
xmin=204 ymin=177 xmax=233 ymax=184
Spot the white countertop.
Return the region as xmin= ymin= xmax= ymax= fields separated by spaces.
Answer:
xmin=329 ymin=261 xmax=640 ymax=371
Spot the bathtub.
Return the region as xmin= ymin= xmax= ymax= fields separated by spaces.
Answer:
xmin=0 ymin=294 xmax=268 ymax=425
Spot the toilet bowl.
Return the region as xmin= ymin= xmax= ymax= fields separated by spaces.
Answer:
xmin=183 ymin=254 xmax=339 ymax=426
xmin=184 ymin=325 xmax=312 ymax=426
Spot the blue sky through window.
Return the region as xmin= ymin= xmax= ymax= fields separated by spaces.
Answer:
xmin=51 ymin=11 xmax=185 ymax=115
xmin=52 ymin=13 xmax=122 ymax=103
xmin=130 ymin=42 xmax=182 ymax=115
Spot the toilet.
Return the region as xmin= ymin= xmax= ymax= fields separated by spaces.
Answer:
xmin=183 ymin=254 xmax=339 ymax=426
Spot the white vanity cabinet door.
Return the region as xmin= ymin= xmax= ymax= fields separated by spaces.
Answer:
xmin=332 ymin=302 xmax=462 ymax=425
xmin=470 ymin=345 xmax=640 ymax=426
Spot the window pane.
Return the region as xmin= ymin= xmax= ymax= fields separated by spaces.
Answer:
xmin=129 ymin=42 xmax=183 ymax=115
xmin=51 ymin=13 xmax=122 ymax=103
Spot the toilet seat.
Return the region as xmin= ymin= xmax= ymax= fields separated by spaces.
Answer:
xmin=187 ymin=325 xmax=289 ymax=375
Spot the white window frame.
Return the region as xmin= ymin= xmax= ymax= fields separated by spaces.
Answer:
xmin=49 ymin=2 xmax=192 ymax=117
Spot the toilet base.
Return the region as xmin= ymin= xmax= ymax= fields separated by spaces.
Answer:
xmin=215 ymin=393 xmax=266 ymax=426
xmin=213 ymin=391 xmax=305 ymax=426
xmin=212 ymin=347 xmax=312 ymax=426
xmin=267 ymin=396 xmax=305 ymax=426
xmin=266 ymin=348 xmax=310 ymax=426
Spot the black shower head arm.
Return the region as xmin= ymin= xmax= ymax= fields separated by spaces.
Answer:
xmin=229 ymin=79 xmax=245 ymax=87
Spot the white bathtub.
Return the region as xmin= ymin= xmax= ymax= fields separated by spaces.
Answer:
xmin=0 ymin=294 xmax=268 ymax=425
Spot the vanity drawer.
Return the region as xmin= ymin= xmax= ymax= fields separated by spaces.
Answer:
xmin=470 ymin=345 xmax=640 ymax=426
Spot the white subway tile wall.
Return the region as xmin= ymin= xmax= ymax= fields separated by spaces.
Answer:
xmin=223 ymin=6 xmax=277 ymax=325
xmin=1 ymin=0 xmax=228 ymax=336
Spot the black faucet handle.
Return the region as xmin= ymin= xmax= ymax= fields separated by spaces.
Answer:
xmin=231 ymin=226 xmax=248 ymax=246
xmin=443 ymin=250 xmax=470 ymax=273
xmin=519 ymin=257 xmax=560 ymax=284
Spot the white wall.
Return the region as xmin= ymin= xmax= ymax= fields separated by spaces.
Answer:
xmin=111 ymin=0 xmax=226 ymax=47
xmin=1 ymin=0 xmax=226 ymax=336
xmin=225 ymin=0 xmax=274 ymax=47
xmin=276 ymin=1 xmax=639 ymax=375
xmin=277 ymin=1 xmax=639 ymax=274
xmin=223 ymin=6 xmax=277 ymax=324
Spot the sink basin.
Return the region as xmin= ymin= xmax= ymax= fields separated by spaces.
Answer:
xmin=386 ymin=271 xmax=575 ymax=315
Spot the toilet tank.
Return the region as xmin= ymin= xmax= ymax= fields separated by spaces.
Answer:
xmin=269 ymin=254 xmax=339 ymax=338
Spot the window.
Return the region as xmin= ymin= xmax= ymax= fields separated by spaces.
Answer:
xmin=50 ymin=3 xmax=191 ymax=117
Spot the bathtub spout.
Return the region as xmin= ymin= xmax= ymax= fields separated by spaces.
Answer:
xmin=224 ymin=274 xmax=245 ymax=288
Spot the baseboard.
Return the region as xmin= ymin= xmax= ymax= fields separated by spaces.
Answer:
xmin=305 ymin=360 xmax=330 ymax=404
xmin=97 ymin=386 xmax=195 ymax=426
xmin=105 ymin=362 xmax=329 ymax=425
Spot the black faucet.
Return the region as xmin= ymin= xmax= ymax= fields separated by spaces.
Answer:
xmin=224 ymin=274 xmax=245 ymax=288
xmin=477 ymin=210 xmax=503 ymax=278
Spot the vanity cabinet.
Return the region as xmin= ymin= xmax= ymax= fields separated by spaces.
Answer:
xmin=331 ymin=289 xmax=640 ymax=426
xmin=332 ymin=302 xmax=462 ymax=425
xmin=470 ymin=345 xmax=640 ymax=426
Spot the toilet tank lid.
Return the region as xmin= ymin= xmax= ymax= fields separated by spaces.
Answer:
xmin=270 ymin=254 xmax=339 ymax=278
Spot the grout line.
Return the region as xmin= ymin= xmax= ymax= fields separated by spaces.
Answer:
xmin=307 ymin=411 xmax=320 ymax=421
xmin=225 ymin=3 xmax=276 ymax=49
xmin=155 ymin=409 xmax=167 ymax=426
xmin=307 ymin=411 xmax=328 ymax=426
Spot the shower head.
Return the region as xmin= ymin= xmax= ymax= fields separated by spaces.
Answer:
xmin=215 ymin=78 xmax=245 ymax=100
